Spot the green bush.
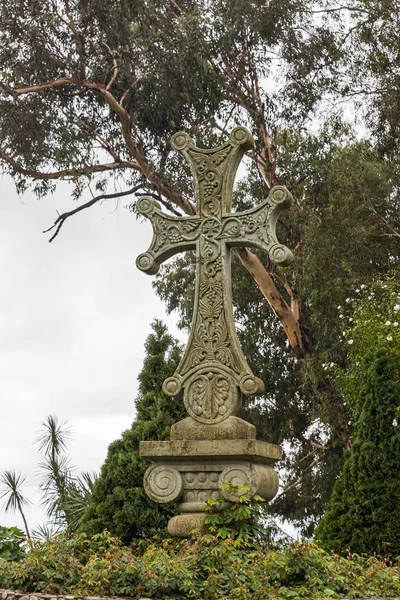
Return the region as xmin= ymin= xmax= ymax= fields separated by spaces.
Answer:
xmin=0 ymin=526 xmax=25 ymax=562
xmin=0 ymin=529 xmax=399 ymax=599
xmin=316 ymin=349 xmax=400 ymax=556
xmin=79 ymin=320 xmax=185 ymax=543
xmin=316 ymin=280 xmax=400 ymax=556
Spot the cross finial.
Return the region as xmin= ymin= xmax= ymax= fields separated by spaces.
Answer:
xmin=137 ymin=127 xmax=293 ymax=425
xmin=171 ymin=127 xmax=254 ymax=215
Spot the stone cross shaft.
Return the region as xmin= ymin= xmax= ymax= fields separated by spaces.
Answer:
xmin=137 ymin=127 xmax=293 ymax=537
xmin=137 ymin=127 xmax=293 ymax=424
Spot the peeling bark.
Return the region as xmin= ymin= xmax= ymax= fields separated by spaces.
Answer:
xmin=235 ymin=247 xmax=306 ymax=359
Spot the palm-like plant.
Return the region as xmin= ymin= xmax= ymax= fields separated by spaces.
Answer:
xmin=62 ymin=471 xmax=98 ymax=533
xmin=35 ymin=415 xmax=71 ymax=461
xmin=0 ymin=470 xmax=31 ymax=540
xmin=35 ymin=415 xmax=96 ymax=533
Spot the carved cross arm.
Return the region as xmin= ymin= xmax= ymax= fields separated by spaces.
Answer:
xmin=136 ymin=196 xmax=201 ymax=275
xmin=221 ymin=186 xmax=294 ymax=266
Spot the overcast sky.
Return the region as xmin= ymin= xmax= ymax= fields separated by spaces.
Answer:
xmin=0 ymin=175 xmax=186 ymax=534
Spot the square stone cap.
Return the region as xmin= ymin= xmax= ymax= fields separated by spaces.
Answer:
xmin=139 ymin=439 xmax=282 ymax=463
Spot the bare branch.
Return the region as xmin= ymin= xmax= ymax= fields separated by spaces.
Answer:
xmin=235 ymin=247 xmax=306 ymax=359
xmin=278 ymin=457 xmax=321 ymax=497
xmin=0 ymin=152 xmax=141 ymax=180
xmin=102 ymin=42 xmax=118 ymax=91
xmin=44 ymin=183 xmax=144 ymax=242
xmin=12 ymin=77 xmax=75 ymax=96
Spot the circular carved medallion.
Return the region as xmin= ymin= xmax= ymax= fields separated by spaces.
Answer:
xmin=144 ymin=464 xmax=183 ymax=504
xmin=219 ymin=465 xmax=258 ymax=500
xmin=184 ymin=367 xmax=239 ymax=424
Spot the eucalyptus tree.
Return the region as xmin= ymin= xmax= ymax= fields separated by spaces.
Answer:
xmin=1 ymin=0 xmax=399 ymax=532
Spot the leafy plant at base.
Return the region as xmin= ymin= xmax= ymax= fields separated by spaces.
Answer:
xmin=203 ymin=483 xmax=278 ymax=549
xmin=1 ymin=530 xmax=399 ymax=599
xmin=0 ymin=526 xmax=26 ymax=562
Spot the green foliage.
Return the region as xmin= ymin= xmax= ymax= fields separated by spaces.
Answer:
xmin=79 ymin=320 xmax=184 ymax=542
xmin=203 ymin=484 xmax=276 ymax=549
xmin=2 ymin=0 xmax=400 ymax=198
xmin=1 ymin=0 xmax=400 ymax=541
xmin=0 ymin=526 xmax=25 ymax=562
xmin=33 ymin=415 xmax=98 ymax=535
xmin=332 ymin=279 xmax=400 ymax=406
xmin=316 ymin=345 xmax=400 ymax=556
xmin=0 ymin=530 xmax=399 ymax=599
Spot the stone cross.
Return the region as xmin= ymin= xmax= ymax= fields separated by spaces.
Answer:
xmin=137 ymin=127 xmax=293 ymax=537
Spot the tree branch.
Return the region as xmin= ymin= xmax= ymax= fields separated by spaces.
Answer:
xmin=278 ymin=457 xmax=321 ymax=497
xmin=8 ymin=76 xmax=197 ymax=215
xmin=235 ymin=247 xmax=306 ymax=359
xmin=102 ymin=42 xmax=118 ymax=91
xmin=0 ymin=152 xmax=141 ymax=179
xmin=43 ymin=183 xmax=144 ymax=242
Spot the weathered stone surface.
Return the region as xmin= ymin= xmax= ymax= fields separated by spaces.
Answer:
xmin=137 ymin=128 xmax=293 ymax=424
xmin=219 ymin=463 xmax=279 ymax=502
xmin=167 ymin=513 xmax=206 ymax=538
xmin=137 ymin=128 xmax=291 ymax=536
xmin=170 ymin=415 xmax=256 ymax=440
xmin=143 ymin=464 xmax=183 ymax=503
xmin=140 ymin=439 xmax=282 ymax=463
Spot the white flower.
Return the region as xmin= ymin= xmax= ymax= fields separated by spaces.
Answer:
xmin=394 ymin=304 xmax=400 ymax=312
xmin=394 ymin=322 xmax=399 ymax=327
xmin=386 ymin=320 xmax=391 ymax=326
xmin=361 ymin=284 xmax=365 ymax=289
xmin=330 ymin=362 xmax=335 ymax=367
xmin=349 ymin=318 xmax=353 ymax=322
xmin=355 ymin=288 xmax=360 ymax=293
xmin=337 ymin=305 xmax=342 ymax=310
xmin=393 ymin=418 xmax=398 ymax=427
xmin=387 ymin=335 xmax=393 ymax=341
xmin=346 ymin=298 xmax=351 ymax=303
xmin=339 ymin=314 xmax=344 ymax=319
xmin=348 ymin=339 xmax=354 ymax=345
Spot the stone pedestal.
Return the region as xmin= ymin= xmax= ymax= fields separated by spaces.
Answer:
xmin=140 ymin=417 xmax=281 ymax=537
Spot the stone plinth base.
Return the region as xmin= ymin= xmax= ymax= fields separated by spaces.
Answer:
xmin=140 ymin=438 xmax=281 ymax=464
xmin=140 ymin=437 xmax=281 ymax=537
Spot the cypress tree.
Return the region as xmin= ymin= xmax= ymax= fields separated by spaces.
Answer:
xmin=316 ymin=349 xmax=400 ymax=556
xmin=79 ymin=320 xmax=184 ymax=543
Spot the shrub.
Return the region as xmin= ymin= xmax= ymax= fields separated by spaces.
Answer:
xmin=0 ymin=526 xmax=25 ymax=562
xmin=0 ymin=530 xmax=399 ymax=599
xmin=316 ymin=280 xmax=400 ymax=556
